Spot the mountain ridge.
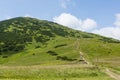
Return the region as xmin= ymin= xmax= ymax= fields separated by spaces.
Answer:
xmin=0 ymin=17 xmax=97 ymax=54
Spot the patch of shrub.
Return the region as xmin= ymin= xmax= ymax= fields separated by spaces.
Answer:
xmin=79 ymin=59 xmax=84 ymax=62
xmin=99 ymin=37 xmax=120 ymax=43
xmin=32 ymin=53 xmax=35 ymax=55
xmin=0 ymin=52 xmax=2 ymax=55
xmin=56 ymin=56 xmax=77 ymax=61
xmin=35 ymin=46 xmax=40 ymax=49
xmin=2 ymin=55 xmax=8 ymax=58
xmin=47 ymin=50 xmax=58 ymax=56
xmin=54 ymin=44 xmax=67 ymax=48
xmin=67 ymin=58 xmax=77 ymax=61
xmin=90 ymin=72 xmax=98 ymax=76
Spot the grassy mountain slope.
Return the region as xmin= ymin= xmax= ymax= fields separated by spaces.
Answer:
xmin=0 ymin=17 xmax=120 ymax=68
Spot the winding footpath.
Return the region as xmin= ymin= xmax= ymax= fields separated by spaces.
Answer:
xmin=105 ymin=68 xmax=120 ymax=80
xmin=79 ymin=51 xmax=120 ymax=80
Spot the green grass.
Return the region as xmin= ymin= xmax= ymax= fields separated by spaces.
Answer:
xmin=0 ymin=36 xmax=120 ymax=67
xmin=109 ymin=66 xmax=120 ymax=75
xmin=0 ymin=64 xmax=113 ymax=80
xmin=0 ymin=36 xmax=119 ymax=80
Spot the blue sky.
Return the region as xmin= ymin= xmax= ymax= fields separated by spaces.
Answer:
xmin=0 ymin=0 xmax=120 ymax=39
xmin=0 ymin=0 xmax=119 ymax=24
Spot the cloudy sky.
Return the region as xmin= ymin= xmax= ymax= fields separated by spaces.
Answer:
xmin=0 ymin=0 xmax=120 ymax=40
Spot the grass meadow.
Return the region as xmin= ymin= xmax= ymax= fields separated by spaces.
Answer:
xmin=0 ymin=64 xmax=113 ymax=80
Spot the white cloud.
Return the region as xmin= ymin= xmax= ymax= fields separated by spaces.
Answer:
xmin=60 ymin=0 xmax=71 ymax=9
xmin=92 ymin=13 xmax=120 ymax=40
xmin=53 ymin=13 xmax=97 ymax=31
xmin=61 ymin=2 xmax=67 ymax=9
xmin=92 ymin=27 xmax=120 ymax=40
xmin=5 ymin=16 xmax=12 ymax=20
xmin=82 ymin=19 xmax=97 ymax=31
xmin=53 ymin=13 xmax=82 ymax=29
xmin=114 ymin=14 xmax=120 ymax=27
xmin=24 ymin=14 xmax=32 ymax=17
xmin=53 ymin=13 xmax=120 ymax=40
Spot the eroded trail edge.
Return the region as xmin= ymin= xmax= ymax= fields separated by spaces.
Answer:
xmin=105 ymin=68 xmax=120 ymax=80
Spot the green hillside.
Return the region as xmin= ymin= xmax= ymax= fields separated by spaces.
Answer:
xmin=0 ymin=17 xmax=120 ymax=67
xmin=0 ymin=17 xmax=120 ymax=80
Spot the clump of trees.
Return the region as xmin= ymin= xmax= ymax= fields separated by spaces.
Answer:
xmin=47 ymin=50 xmax=77 ymax=61
xmin=47 ymin=50 xmax=58 ymax=56
xmin=54 ymin=44 xmax=67 ymax=48
xmin=56 ymin=56 xmax=77 ymax=61
xmin=99 ymin=37 xmax=120 ymax=43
